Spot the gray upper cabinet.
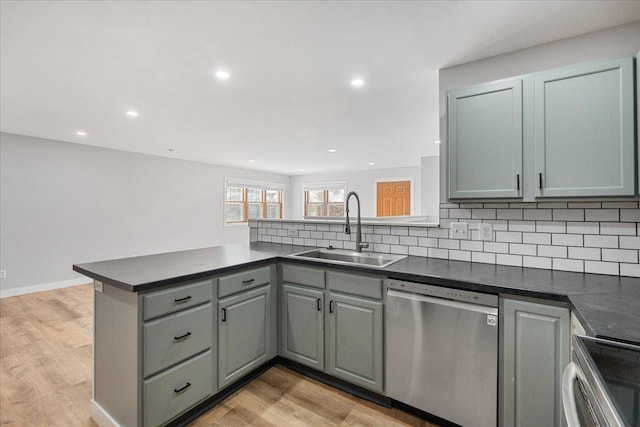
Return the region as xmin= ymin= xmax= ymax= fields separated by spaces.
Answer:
xmin=501 ymin=298 xmax=570 ymax=427
xmin=218 ymin=284 xmax=272 ymax=389
xmin=281 ymin=284 xmax=324 ymax=370
xmin=326 ymin=292 xmax=384 ymax=394
xmin=637 ymin=51 xmax=640 ymax=195
xmin=534 ymin=57 xmax=635 ymax=197
xmin=448 ymin=79 xmax=523 ymax=199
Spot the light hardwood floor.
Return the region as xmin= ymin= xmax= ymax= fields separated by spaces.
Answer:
xmin=0 ymin=284 xmax=436 ymax=427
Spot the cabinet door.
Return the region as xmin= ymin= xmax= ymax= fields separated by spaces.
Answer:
xmin=281 ymin=284 xmax=324 ymax=370
xmin=448 ymin=79 xmax=523 ymax=199
xmin=326 ymin=292 xmax=383 ymax=393
xmin=218 ymin=284 xmax=271 ymax=389
xmin=534 ymin=57 xmax=635 ymax=197
xmin=501 ymin=299 xmax=570 ymax=427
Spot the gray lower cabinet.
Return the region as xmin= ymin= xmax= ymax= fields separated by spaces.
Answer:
xmin=501 ymin=298 xmax=570 ymax=427
xmin=448 ymin=78 xmax=523 ymax=199
xmin=326 ymin=292 xmax=384 ymax=394
xmin=281 ymin=284 xmax=324 ymax=369
xmin=218 ymin=284 xmax=273 ymax=389
xmin=534 ymin=56 xmax=635 ymax=198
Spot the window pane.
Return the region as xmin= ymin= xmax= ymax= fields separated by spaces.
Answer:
xmin=308 ymin=190 xmax=324 ymax=203
xmin=226 ymin=186 xmax=243 ymax=202
xmin=226 ymin=203 xmax=243 ymax=221
xmin=266 ymin=190 xmax=280 ymax=203
xmin=247 ymin=188 xmax=262 ymax=203
xmin=327 ymin=203 xmax=344 ymax=217
xmin=247 ymin=203 xmax=263 ymax=219
xmin=328 ymin=188 xmax=345 ymax=202
xmin=307 ymin=204 xmax=323 ymax=217
xmin=266 ymin=204 xmax=281 ymax=219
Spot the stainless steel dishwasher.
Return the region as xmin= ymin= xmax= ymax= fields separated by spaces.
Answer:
xmin=385 ymin=279 xmax=499 ymax=427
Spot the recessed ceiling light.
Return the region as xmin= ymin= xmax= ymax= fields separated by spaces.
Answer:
xmin=126 ymin=110 xmax=139 ymax=118
xmin=435 ymin=140 xmax=441 ymax=144
xmin=299 ymin=168 xmax=305 ymax=172
xmin=75 ymin=130 xmax=87 ymax=137
xmin=368 ymin=162 xmax=375 ymax=166
xmin=328 ymin=149 xmax=337 ymax=153
xmin=215 ymin=69 xmax=230 ymax=80
xmin=248 ymin=159 xmax=256 ymax=163
xmin=350 ymin=78 xmax=365 ymax=87
xmin=167 ymin=148 xmax=175 ymax=152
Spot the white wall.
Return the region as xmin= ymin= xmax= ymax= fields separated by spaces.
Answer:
xmin=288 ymin=166 xmax=421 ymax=219
xmin=421 ymin=156 xmax=440 ymax=223
xmin=0 ymin=133 xmax=290 ymax=295
xmin=438 ymin=21 xmax=640 ymax=200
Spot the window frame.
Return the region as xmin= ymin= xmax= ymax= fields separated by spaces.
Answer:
xmin=224 ymin=178 xmax=284 ymax=226
xmin=302 ymin=181 xmax=347 ymax=218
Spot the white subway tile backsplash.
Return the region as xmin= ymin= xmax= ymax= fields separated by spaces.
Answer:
xmin=484 ymin=242 xmax=509 ymax=253
xmin=374 ymin=226 xmax=391 ymax=235
xmin=316 ymin=224 xmax=330 ymax=231
xmin=329 ymin=240 xmax=344 ymax=249
xmin=568 ymin=202 xmax=601 ymax=208
xmin=409 ymin=228 xmax=429 ymax=237
xmin=450 ymin=250 xmax=471 ymax=262
xmin=510 ymin=243 xmax=537 ymax=256
xmin=585 ymin=209 xmax=619 ymax=222
xmin=495 ymin=231 xmax=522 ymax=243
xmin=566 ymin=222 xmax=599 ymax=234
xmin=471 ymin=209 xmax=497 ymax=219
xmin=271 ymin=236 xmax=283 ymax=244
xmin=552 ymin=234 xmax=583 ymax=247
xmin=620 ymin=263 xmax=640 ymax=277
xmin=428 ymin=248 xmax=449 ymax=259
xmin=553 ymin=209 xmax=584 ymax=221
xmin=409 ymin=246 xmax=428 ymax=257
xmin=538 ymin=245 xmax=568 ymax=258
xmin=619 ymin=236 xmax=640 ymax=249
xmin=343 ymin=241 xmax=357 ymax=250
xmin=472 ymin=252 xmax=495 ymax=264
xmin=600 ymin=222 xmax=636 ymax=236
xmin=485 ymin=203 xmax=510 ymax=208
xmin=537 ymin=202 xmax=568 ymax=209
xmin=390 ymin=245 xmax=409 ymax=255
xmin=553 ymin=258 xmax=584 ymax=273
xmin=510 ymin=203 xmax=534 ymax=209
xmin=373 ymin=243 xmax=390 ymax=253
xmin=602 ymin=249 xmax=638 ymax=263
xmin=568 ymin=247 xmax=601 ymax=261
xmin=524 ymin=256 xmax=551 ymax=269
xmin=461 ymin=240 xmax=483 ymax=251
xmin=292 ymin=237 xmax=304 ymax=245
xmin=497 ymin=254 xmax=523 ymax=267
xmin=382 ymin=235 xmax=400 ymax=245
xmin=323 ymin=231 xmax=337 ymax=240
xmin=428 ymin=228 xmax=449 ymax=238
xmin=508 ymin=221 xmax=536 ymax=232
xmin=310 ymin=231 xmax=323 ymax=239
xmin=439 ymin=239 xmax=460 ymax=250
xmin=523 ymin=232 xmax=551 ymax=245
xmin=603 ymin=202 xmax=638 ymax=208
xmin=537 ymin=221 xmax=566 ymax=233
xmin=524 ymin=209 xmax=552 ymax=221
xmin=391 ymin=226 xmax=409 ymax=236
xmin=400 ymin=236 xmax=418 ymax=246
xmin=584 ymin=235 xmax=618 ymax=249
xmin=449 ymin=209 xmax=472 ymax=219
xmin=304 ymin=223 xmax=316 ymax=231
xmin=440 ymin=209 xmax=450 ymax=219
xmin=419 ymin=237 xmax=438 ymax=248
xmin=585 ymin=261 xmax=619 ymax=275
xmin=439 ymin=219 xmax=458 ymax=229
xmin=440 ymin=203 xmax=460 ymax=208
xmin=497 ymin=209 xmax=523 ymax=220
xmin=460 ymin=203 xmax=483 ymax=208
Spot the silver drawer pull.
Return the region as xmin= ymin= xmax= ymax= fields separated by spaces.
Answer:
xmin=173 ymin=332 xmax=192 ymax=341
xmin=174 ymin=382 xmax=191 ymax=394
xmin=174 ymin=296 xmax=192 ymax=304
xmin=242 ymin=278 xmax=255 ymax=285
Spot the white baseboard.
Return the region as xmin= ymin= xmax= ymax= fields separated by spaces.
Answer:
xmin=0 ymin=277 xmax=91 ymax=298
xmin=91 ymin=400 xmax=123 ymax=427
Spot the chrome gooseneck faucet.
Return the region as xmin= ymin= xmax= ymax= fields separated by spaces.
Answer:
xmin=345 ymin=191 xmax=369 ymax=253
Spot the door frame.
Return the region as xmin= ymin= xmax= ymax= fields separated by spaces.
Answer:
xmin=373 ymin=177 xmax=414 ymax=217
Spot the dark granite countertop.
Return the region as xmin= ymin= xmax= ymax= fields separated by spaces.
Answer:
xmin=73 ymin=242 xmax=640 ymax=345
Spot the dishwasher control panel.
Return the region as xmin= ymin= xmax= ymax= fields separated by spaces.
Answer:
xmin=386 ymin=279 xmax=498 ymax=308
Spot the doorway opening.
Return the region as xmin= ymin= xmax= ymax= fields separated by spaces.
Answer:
xmin=375 ymin=179 xmax=412 ymax=217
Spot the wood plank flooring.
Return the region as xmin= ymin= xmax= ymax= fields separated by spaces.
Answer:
xmin=0 ymin=284 xmax=437 ymax=427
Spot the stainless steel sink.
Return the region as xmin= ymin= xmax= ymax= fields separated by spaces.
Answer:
xmin=291 ymin=248 xmax=406 ymax=268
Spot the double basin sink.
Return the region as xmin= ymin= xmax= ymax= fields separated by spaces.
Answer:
xmin=291 ymin=248 xmax=406 ymax=268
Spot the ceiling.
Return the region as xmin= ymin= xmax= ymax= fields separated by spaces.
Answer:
xmin=2 ymin=1 xmax=639 ymax=176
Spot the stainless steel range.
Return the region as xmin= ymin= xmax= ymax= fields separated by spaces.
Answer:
xmin=385 ymin=279 xmax=499 ymax=427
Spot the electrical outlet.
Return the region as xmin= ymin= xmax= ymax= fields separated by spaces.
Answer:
xmin=478 ymin=223 xmax=493 ymax=241
xmin=0 ymin=270 xmax=6 ymax=279
xmin=287 ymin=228 xmax=299 ymax=237
xmin=450 ymin=222 xmax=468 ymax=239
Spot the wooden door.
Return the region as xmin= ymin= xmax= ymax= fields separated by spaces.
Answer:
xmin=376 ymin=181 xmax=411 ymax=216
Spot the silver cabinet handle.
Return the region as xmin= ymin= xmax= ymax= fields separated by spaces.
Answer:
xmin=562 ymin=362 xmax=580 ymax=427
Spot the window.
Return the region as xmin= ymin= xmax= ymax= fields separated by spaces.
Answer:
xmin=303 ymin=182 xmax=346 ymax=217
xmin=225 ymin=178 xmax=284 ymax=224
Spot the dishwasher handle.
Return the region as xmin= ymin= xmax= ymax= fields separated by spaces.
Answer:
xmin=387 ymin=289 xmax=498 ymax=316
xmin=562 ymin=362 xmax=580 ymax=427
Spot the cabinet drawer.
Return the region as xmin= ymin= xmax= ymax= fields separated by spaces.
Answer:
xmin=327 ymin=271 xmax=382 ymax=299
xmin=282 ymin=264 xmax=325 ymax=289
xmin=218 ymin=266 xmax=271 ymax=298
xmin=144 ymin=304 xmax=213 ymax=377
xmin=143 ymin=349 xmax=214 ymax=427
xmin=144 ymin=279 xmax=213 ymax=321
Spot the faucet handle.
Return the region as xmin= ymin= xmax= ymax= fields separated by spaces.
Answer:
xmin=359 ymin=242 xmax=370 ymax=249
xmin=345 ymin=225 xmax=351 ymax=234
